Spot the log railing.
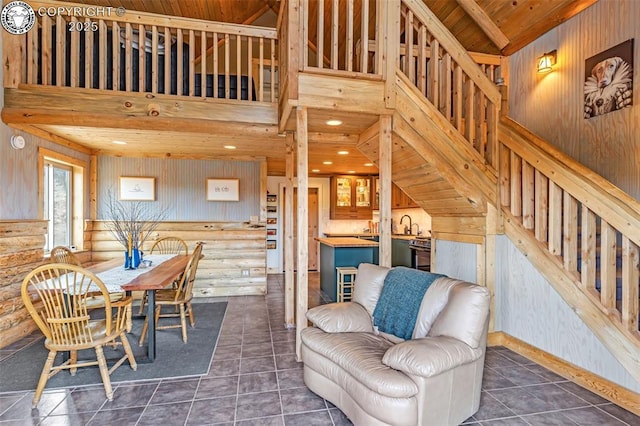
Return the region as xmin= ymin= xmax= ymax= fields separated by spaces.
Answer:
xmin=361 ymin=40 xmax=507 ymax=85
xmin=8 ymin=0 xmax=278 ymax=103
xmin=300 ymin=0 xmax=380 ymax=76
xmin=500 ymin=117 xmax=640 ymax=346
xmin=397 ymin=0 xmax=501 ymax=169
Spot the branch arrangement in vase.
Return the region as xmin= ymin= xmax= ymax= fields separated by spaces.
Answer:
xmin=105 ymin=191 xmax=168 ymax=252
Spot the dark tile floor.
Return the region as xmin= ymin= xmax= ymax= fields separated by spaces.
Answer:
xmin=1 ymin=273 xmax=638 ymax=425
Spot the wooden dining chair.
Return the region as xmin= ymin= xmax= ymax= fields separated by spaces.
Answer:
xmin=21 ymin=263 xmax=137 ymax=408
xmin=150 ymin=237 xmax=188 ymax=255
xmin=138 ymin=236 xmax=189 ymax=315
xmin=50 ymin=246 xmax=82 ymax=266
xmin=51 ymin=246 xmax=131 ymax=331
xmin=139 ymin=242 xmax=204 ymax=344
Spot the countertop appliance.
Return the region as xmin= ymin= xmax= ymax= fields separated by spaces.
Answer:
xmin=408 ymin=237 xmax=431 ymax=271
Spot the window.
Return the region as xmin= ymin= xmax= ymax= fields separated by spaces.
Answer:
xmin=39 ymin=148 xmax=86 ymax=253
xmin=44 ymin=161 xmax=72 ymax=250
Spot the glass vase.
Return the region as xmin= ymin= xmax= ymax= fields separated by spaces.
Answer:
xmin=124 ymin=248 xmax=142 ymax=269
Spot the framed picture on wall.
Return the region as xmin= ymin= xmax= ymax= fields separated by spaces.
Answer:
xmin=266 ymin=240 xmax=277 ymax=250
xmin=266 ymin=218 xmax=277 ymax=225
xmin=584 ymin=39 xmax=634 ymax=119
xmin=267 ymin=194 xmax=277 ymax=203
xmin=119 ymin=177 xmax=156 ymax=201
xmin=267 ymin=228 xmax=277 ymax=236
xmin=207 ymin=178 xmax=240 ymax=201
xmin=267 ymin=205 xmax=277 ymax=213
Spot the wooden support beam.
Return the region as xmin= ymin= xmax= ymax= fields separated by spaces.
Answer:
xmin=259 ymin=158 xmax=268 ymax=222
xmin=284 ymin=133 xmax=295 ymax=329
xmin=382 ymin=0 xmax=401 ymax=108
xmin=379 ymin=115 xmax=392 ymax=267
xmin=295 ymin=106 xmax=309 ymax=361
xmin=456 ymin=0 xmax=509 ymax=50
xmin=90 ymin=155 xmax=97 ymax=221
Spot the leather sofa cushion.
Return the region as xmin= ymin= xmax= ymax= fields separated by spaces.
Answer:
xmin=382 ymin=336 xmax=484 ymax=377
xmin=352 ymin=263 xmax=390 ymax=316
xmin=306 ymin=302 xmax=374 ymax=333
xmin=412 ymin=277 xmax=464 ymax=339
xmin=429 ymin=282 xmax=491 ymax=348
xmin=301 ymin=328 xmax=419 ymax=398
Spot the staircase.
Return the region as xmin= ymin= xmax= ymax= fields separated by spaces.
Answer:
xmin=357 ymin=0 xmax=640 ymax=382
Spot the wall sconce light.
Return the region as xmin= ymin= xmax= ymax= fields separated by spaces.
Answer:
xmin=537 ymin=50 xmax=557 ymax=73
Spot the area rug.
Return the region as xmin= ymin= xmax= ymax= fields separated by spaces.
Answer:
xmin=0 ymin=302 xmax=227 ymax=393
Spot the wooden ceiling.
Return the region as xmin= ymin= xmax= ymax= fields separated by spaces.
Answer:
xmin=39 ymin=0 xmax=598 ymax=175
xmin=74 ymin=0 xmax=598 ymax=56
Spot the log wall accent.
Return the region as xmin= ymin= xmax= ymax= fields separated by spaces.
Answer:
xmin=0 ymin=220 xmax=47 ymax=348
xmin=90 ymin=220 xmax=267 ymax=297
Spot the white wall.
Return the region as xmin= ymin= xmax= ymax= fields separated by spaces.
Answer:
xmin=495 ymin=235 xmax=640 ymax=393
xmin=432 ymin=240 xmax=477 ymax=283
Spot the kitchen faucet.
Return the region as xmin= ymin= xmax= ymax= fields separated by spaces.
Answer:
xmin=400 ymin=214 xmax=412 ymax=235
xmin=411 ymin=222 xmax=420 ymax=235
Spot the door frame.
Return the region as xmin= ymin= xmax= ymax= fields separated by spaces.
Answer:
xmin=278 ymin=181 xmax=325 ymax=273
xmin=281 ymin=186 xmax=322 ymax=272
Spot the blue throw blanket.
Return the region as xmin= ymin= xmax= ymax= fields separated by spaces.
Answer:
xmin=372 ymin=267 xmax=445 ymax=340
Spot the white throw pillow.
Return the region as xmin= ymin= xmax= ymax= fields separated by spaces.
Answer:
xmin=352 ymin=263 xmax=391 ymax=316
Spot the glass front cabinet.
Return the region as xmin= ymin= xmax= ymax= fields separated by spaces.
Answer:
xmin=330 ymin=176 xmax=373 ymax=219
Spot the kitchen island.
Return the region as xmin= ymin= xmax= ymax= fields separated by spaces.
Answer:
xmin=316 ymin=237 xmax=379 ymax=302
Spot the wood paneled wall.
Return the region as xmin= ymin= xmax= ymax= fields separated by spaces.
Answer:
xmin=97 ymin=156 xmax=262 ymax=222
xmin=0 ymin=126 xmax=92 ymax=220
xmin=508 ymin=0 xmax=640 ymax=200
xmin=90 ymin=220 xmax=267 ymax=297
xmin=0 ymin=220 xmax=47 ymax=348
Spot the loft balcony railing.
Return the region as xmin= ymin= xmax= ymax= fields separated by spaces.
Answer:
xmin=4 ymin=0 xmax=278 ymax=104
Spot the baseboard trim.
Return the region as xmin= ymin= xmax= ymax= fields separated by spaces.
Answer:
xmin=487 ymin=331 xmax=640 ymax=416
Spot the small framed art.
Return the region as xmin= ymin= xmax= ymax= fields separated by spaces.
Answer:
xmin=119 ymin=177 xmax=156 ymax=201
xmin=207 ymin=178 xmax=240 ymax=201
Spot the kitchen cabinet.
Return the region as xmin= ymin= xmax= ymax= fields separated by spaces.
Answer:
xmin=372 ymin=177 xmax=418 ymax=210
xmin=330 ymin=176 xmax=373 ymax=219
xmin=392 ymin=183 xmax=419 ymax=209
xmin=392 ymin=238 xmax=412 ymax=267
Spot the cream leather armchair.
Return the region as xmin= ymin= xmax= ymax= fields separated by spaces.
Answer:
xmin=301 ymin=264 xmax=491 ymax=426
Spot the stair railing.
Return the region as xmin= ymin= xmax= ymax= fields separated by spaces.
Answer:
xmin=299 ymin=0 xmax=381 ymax=76
xmin=397 ymin=0 xmax=501 ymax=169
xmin=500 ymin=117 xmax=640 ymax=343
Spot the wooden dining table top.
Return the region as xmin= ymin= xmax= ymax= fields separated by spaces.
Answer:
xmin=88 ymin=255 xmax=190 ymax=292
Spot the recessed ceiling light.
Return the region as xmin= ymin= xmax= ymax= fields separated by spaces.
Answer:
xmin=326 ymin=119 xmax=342 ymax=126
xmin=312 ymin=169 xmax=320 ymax=173
xmin=112 ymin=140 xmax=127 ymax=145
xmin=348 ymin=170 xmax=356 ymax=174
xmin=224 ymin=145 xmax=236 ymax=150
xmin=364 ymin=163 xmax=374 ymax=167
xmin=323 ymin=161 xmax=333 ymax=165
xmin=337 ymin=150 xmax=349 ymax=155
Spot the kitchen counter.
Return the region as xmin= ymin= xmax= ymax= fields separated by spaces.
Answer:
xmin=322 ymin=233 xmax=417 ymax=241
xmin=323 ymin=232 xmax=378 ymax=238
xmin=317 ymin=238 xmax=378 ymax=301
xmin=315 ymin=237 xmax=378 ymax=247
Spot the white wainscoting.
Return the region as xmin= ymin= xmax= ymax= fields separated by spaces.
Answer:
xmin=432 ymin=239 xmax=477 ymax=283
xmin=495 ymin=235 xmax=640 ymax=393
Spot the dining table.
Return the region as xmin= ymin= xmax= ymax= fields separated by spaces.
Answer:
xmin=88 ymin=254 xmax=190 ymax=362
